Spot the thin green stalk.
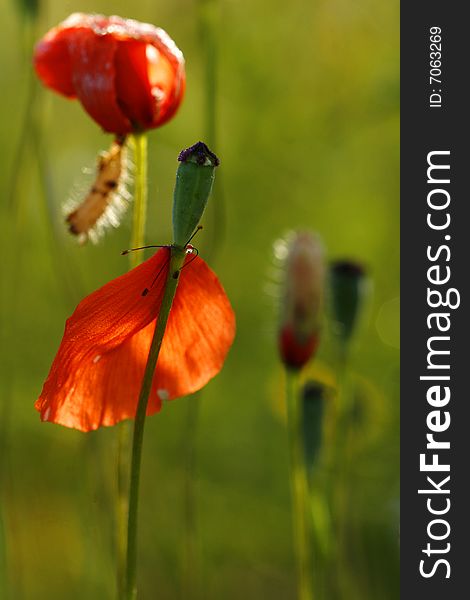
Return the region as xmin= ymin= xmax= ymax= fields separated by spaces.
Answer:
xmin=117 ymin=421 xmax=132 ymax=599
xmin=2 ymin=41 xmax=81 ymax=599
xmin=0 ymin=501 xmax=6 ymax=600
xmin=31 ymin=106 xmax=84 ymax=306
xmin=199 ymin=0 xmax=225 ymax=258
xmin=130 ymin=134 xmax=148 ymax=269
xmin=182 ymin=396 xmax=201 ymax=600
xmin=117 ymin=133 xmax=149 ymax=599
xmin=180 ymin=7 xmax=222 ymax=597
xmin=200 ymin=0 xmax=217 ymax=149
xmin=333 ymin=347 xmax=357 ymax=597
xmin=286 ymin=370 xmax=313 ymax=600
xmin=125 ymin=246 xmax=187 ymax=600
xmin=322 ymin=347 xmax=353 ymax=599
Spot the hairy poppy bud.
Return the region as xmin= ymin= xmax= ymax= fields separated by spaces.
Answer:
xmin=302 ymin=381 xmax=326 ymax=483
xmin=34 ymin=13 xmax=185 ymax=134
xmin=329 ymin=260 xmax=367 ymax=343
xmin=172 ymin=142 xmax=220 ymax=247
xmin=278 ymin=232 xmax=325 ymax=370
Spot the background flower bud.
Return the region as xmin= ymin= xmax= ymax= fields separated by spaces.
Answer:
xmin=278 ymin=232 xmax=325 ymax=370
xmin=329 ymin=260 xmax=367 ymax=343
xmin=172 ymin=142 xmax=219 ymax=247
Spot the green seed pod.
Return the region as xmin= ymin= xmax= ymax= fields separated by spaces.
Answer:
xmin=302 ymin=381 xmax=326 ymax=483
xmin=172 ymin=142 xmax=219 ymax=247
xmin=329 ymin=260 xmax=367 ymax=343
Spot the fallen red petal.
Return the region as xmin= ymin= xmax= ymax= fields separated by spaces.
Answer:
xmin=36 ymin=249 xmax=235 ymax=431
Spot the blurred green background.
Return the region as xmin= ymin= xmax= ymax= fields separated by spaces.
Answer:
xmin=0 ymin=0 xmax=399 ymax=598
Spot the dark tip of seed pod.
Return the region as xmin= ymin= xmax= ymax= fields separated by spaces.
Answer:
xmin=331 ymin=260 xmax=366 ymax=277
xmin=178 ymin=141 xmax=220 ymax=167
xmin=302 ymin=381 xmax=326 ymax=402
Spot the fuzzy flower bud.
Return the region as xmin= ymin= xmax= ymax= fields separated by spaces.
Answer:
xmin=172 ymin=142 xmax=219 ymax=247
xmin=278 ymin=232 xmax=325 ymax=370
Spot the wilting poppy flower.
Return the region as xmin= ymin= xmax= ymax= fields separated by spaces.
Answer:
xmin=34 ymin=13 xmax=185 ymax=134
xmin=36 ymin=247 xmax=235 ymax=432
xmin=277 ymin=232 xmax=325 ymax=370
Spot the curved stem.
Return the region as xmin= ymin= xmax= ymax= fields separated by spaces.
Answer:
xmin=286 ymin=370 xmax=313 ymax=600
xmin=125 ymin=246 xmax=187 ymax=600
xmin=117 ymin=133 xmax=148 ymax=599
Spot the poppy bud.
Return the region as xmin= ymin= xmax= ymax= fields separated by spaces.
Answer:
xmin=172 ymin=142 xmax=220 ymax=247
xmin=278 ymin=232 xmax=325 ymax=370
xmin=34 ymin=13 xmax=185 ymax=135
xmin=329 ymin=260 xmax=367 ymax=343
xmin=302 ymin=381 xmax=326 ymax=483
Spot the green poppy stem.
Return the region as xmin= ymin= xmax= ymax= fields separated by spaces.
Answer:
xmin=125 ymin=246 xmax=187 ymax=600
xmin=130 ymin=134 xmax=148 ymax=269
xmin=117 ymin=132 xmax=148 ymax=600
xmin=181 ymin=7 xmax=221 ymax=598
xmin=117 ymin=421 xmax=131 ymax=599
xmin=329 ymin=350 xmax=354 ymax=598
xmin=182 ymin=395 xmax=201 ymax=600
xmin=200 ymin=0 xmax=218 ymax=149
xmin=285 ymin=370 xmax=313 ymax=600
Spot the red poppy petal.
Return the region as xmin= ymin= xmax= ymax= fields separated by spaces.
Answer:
xmin=34 ymin=26 xmax=75 ymax=97
xmin=36 ymin=250 xmax=235 ymax=431
xmin=37 ymin=323 xmax=156 ymax=431
xmin=78 ymin=14 xmax=186 ymax=129
xmin=67 ymin=29 xmax=132 ymax=134
xmin=137 ymin=26 xmax=186 ymax=127
xmin=114 ymin=41 xmax=158 ymax=129
xmin=35 ymin=248 xmax=170 ymax=430
xmin=151 ymin=254 xmax=235 ymax=401
xmin=147 ymin=48 xmax=186 ymax=128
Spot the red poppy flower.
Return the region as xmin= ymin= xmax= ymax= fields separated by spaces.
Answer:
xmin=36 ymin=248 xmax=235 ymax=432
xmin=34 ymin=13 xmax=185 ymax=134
